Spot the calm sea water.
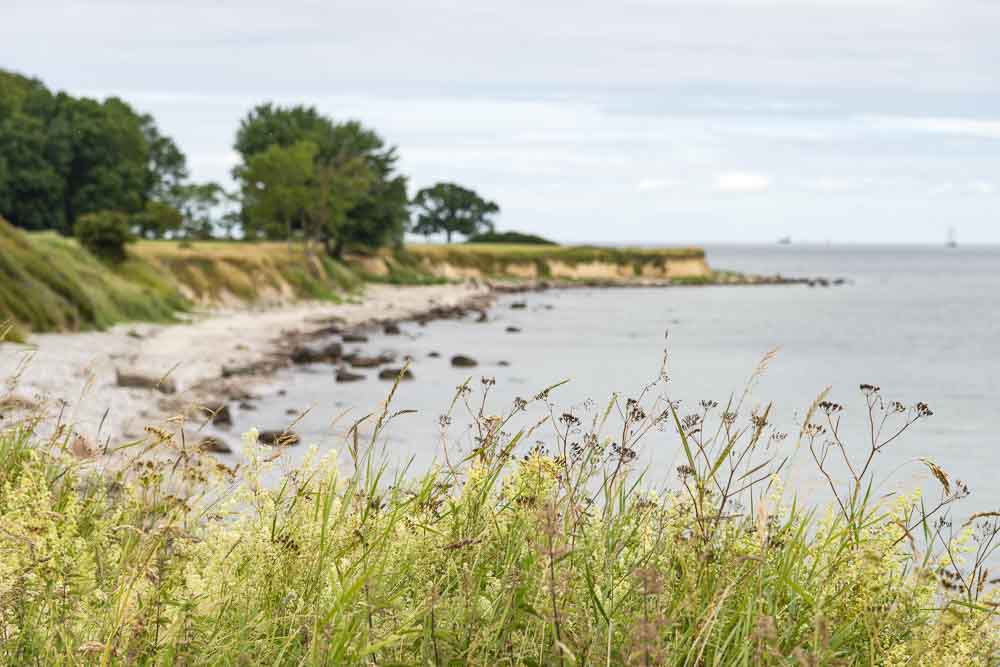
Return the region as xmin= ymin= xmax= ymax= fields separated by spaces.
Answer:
xmin=238 ymin=244 xmax=1000 ymax=508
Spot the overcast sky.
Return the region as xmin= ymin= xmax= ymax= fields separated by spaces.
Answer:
xmin=4 ymin=0 xmax=1000 ymax=243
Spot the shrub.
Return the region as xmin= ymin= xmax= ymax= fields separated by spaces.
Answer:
xmin=0 ymin=367 xmax=997 ymax=664
xmin=73 ymin=210 xmax=134 ymax=262
xmin=466 ymin=230 xmax=558 ymax=245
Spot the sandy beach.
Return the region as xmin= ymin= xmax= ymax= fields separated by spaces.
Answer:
xmin=0 ymin=282 xmax=493 ymax=449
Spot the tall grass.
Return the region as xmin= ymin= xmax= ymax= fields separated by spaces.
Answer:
xmin=0 ymin=223 xmax=371 ymax=337
xmin=0 ymin=361 xmax=997 ymax=665
xmin=0 ymin=221 xmax=186 ymax=337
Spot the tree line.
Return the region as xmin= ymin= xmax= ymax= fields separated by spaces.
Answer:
xmin=0 ymin=68 xmax=500 ymax=259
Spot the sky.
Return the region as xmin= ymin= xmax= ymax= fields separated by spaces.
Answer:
xmin=4 ymin=0 xmax=1000 ymax=243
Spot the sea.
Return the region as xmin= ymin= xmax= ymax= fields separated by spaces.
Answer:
xmin=235 ymin=244 xmax=1000 ymax=511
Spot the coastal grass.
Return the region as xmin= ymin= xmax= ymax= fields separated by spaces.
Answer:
xmin=132 ymin=240 xmax=365 ymax=302
xmin=0 ymin=366 xmax=997 ymax=665
xmin=0 ymin=224 xmax=375 ymax=337
xmin=0 ymin=220 xmax=187 ymax=337
xmin=408 ymin=242 xmax=706 ymax=278
xmin=410 ymin=243 xmax=706 ymax=260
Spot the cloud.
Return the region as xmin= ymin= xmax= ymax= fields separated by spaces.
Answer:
xmin=715 ymin=171 xmax=770 ymax=193
xmin=636 ymin=178 xmax=679 ymax=192
xmin=930 ymin=181 xmax=997 ymax=196
xmin=863 ymin=115 xmax=1000 ymax=139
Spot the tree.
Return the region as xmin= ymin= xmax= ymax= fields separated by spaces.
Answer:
xmin=176 ymin=182 xmax=227 ymax=239
xmin=50 ymin=95 xmax=150 ymax=225
xmin=236 ymin=140 xmax=373 ymax=254
xmin=411 ymin=182 xmax=499 ymax=243
xmin=140 ymin=113 xmax=189 ymax=205
xmin=305 ymin=159 xmax=373 ymax=257
xmin=0 ymin=69 xmax=189 ymax=236
xmin=132 ymin=200 xmax=183 ymax=239
xmin=233 ymin=104 xmax=408 ymax=254
xmin=234 ymin=104 xmax=336 ymax=164
xmin=237 ymin=141 xmax=318 ymax=240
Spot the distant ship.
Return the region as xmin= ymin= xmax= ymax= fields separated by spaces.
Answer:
xmin=947 ymin=227 xmax=958 ymax=248
xmin=777 ymin=236 xmax=792 ymax=245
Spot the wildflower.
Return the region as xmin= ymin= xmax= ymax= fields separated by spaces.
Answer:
xmin=559 ymin=412 xmax=580 ymax=427
xmin=818 ymin=400 xmax=843 ymax=415
xmin=681 ymin=413 xmax=701 ymax=433
xmin=803 ymin=423 xmax=825 ymax=438
xmin=626 ymin=398 xmax=646 ymax=422
xmin=611 ymin=442 xmax=637 ymax=463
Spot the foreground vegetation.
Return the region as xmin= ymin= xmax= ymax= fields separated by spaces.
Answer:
xmin=0 ymin=363 xmax=996 ymax=665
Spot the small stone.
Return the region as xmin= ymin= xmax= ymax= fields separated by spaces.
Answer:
xmin=505 ymin=326 xmax=521 ymax=333
xmin=428 ymin=351 xmax=441 ymax=358
xmin=342 ymin=332 xmax=369 ymax=343
xmin=115 ymin=369 xmax=176 ymax=394
xmin=200 ymin=403 xmax=232 ymax=427
xmin=348 ymin=354 xmax=392 ymax=368
xmin=258 ymin=430 xmax=300 ymax=447
xmin=510 ymin=301 xmax=527 ymax=310
xmin=291 ymin=341 xmax=342 ymax=364
xmin=451 ymin=355 xmax=478 ymax=368
xmin=198 ymin=436 xmax=232 ymax=454
xmin=383 ymin=322 xmax=402 ymax=335
xmin=378 ymin=368 xmax=414 ymax=381
xmin=336 ymin=369 xmax=365 ymax=382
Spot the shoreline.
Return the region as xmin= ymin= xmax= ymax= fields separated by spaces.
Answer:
xmin=0 ymin=282 xmax=493 ymax=451
xmin=0 ymin=274 xmax=839 ymax=454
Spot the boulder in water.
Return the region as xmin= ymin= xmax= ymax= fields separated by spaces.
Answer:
xmin=451 ymin=355 xmax=478 ymax=368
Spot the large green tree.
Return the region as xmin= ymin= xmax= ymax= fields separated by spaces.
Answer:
xmin=0 ymin=68 xmax=188 ymax=235
xmin=411 ymin=182 xmax=499 ymax=243
xmin=233 ymin=104 xmax=407 ymax=255
xmin=237 ymin=141 xmax=318 ymax=240
xmin=236 ymin=140 xmax=372 ymax=254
